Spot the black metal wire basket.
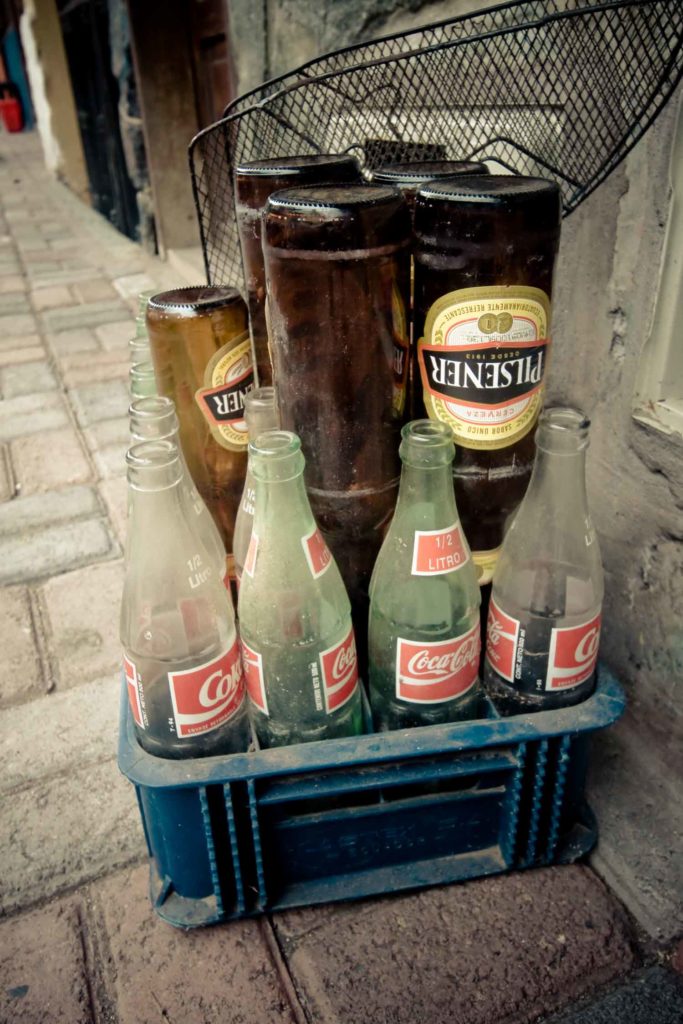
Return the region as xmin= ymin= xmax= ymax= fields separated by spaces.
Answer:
xmin=189 ymin=0 xmax=683 ymax=288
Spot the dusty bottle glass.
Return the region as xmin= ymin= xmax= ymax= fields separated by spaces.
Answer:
xmin=234 ymin=153 xmax=361 ymax=385
xmin=369 ymin=420 xmax=481 ymax=729
xmin=263 ymin=185 xmax=411 ymax=670
xmin=237 ymin=430 xmax=363 ymax=748
xmin=129 ymin=396 xmax=227 ymax=582
xmin=233 ymin=387 xmax=280 ymax=586
xmin=120 ymin=439 xmax=249 ymax=759
xmin=484 ymin=407 xmax=603 ymax=713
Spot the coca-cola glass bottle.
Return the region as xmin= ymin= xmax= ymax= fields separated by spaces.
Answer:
xmin=120 ymin=439 xmax=249 ymax=758
xmin=484 ymin=407 xmax=603 ymax=713
xmin=368 ymin=420 xmax=482 ymax=730
xmin=129 ymin=396 xmax=227 ymax=582
xmin=129 ymin=361 xmax=157 ymax=400
xmin=237 ymin=430 xmax=363 ymax=748
xmin=233 ymin=386 xmax=279 ymax=586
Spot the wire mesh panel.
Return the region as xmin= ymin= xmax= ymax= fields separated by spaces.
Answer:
xmin=189 ymin=0 xmax=683 ymax=288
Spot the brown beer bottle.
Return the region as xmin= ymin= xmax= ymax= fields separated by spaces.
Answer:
xmin=371 ymin=160 xmax=489 ymax=214
xmin=146 ymin=287 xmax=251 ymax=582
xmin=414 ymin=175 xmax=562 ymax=587
xmin=234 ymin=154 xmax=361 ymax=386
xmin=262 ymin=184 xmax=411 ymax=668
xmin=370 ymin=160 xmax=489 ymax=417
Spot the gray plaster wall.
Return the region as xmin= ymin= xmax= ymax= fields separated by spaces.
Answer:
xmin=226 ymin=0 xmax=683 ymax=939
xmin=229 ymin=0 xmax=493 ymax=95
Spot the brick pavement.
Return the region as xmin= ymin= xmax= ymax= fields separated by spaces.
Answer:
xmin=0 ymin=133 xmax=681 ymax=1024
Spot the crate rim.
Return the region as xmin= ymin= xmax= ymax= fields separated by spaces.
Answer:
xmin=118 ymin=664 xmax=625 ymax=790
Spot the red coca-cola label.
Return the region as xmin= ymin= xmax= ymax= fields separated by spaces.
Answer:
xmin=302 ymin=527 xmax=332 ymax=579
xmin=244 ymin=532 xmax=258 ymax=578
xmin=412 ymin=522 xmax=469 ymax=576
xmin=168 ymin=638 xmax=245 ymax=738
xmin=319 ymin=626 xmax=359 ymax=714
xmin=241 ymin=639 xmax=268 ymax=715
xmin=486 ymin=597 xmax=522 ymax=683
xmin=124 ymin=653 xmax=145 ymax=728
xmin=546 ymin=613 xmax=601 ymax=691
xmin=396 ymin=621 xmax=480 ymax=703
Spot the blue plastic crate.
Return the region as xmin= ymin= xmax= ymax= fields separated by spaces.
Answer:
xmin=118 ymin=666 xmax=624 ymax=928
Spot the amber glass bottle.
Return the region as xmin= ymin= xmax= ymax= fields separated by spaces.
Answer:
xmin=414 ymin=175 xmax=562 ymax=587
xmin=262 ymin=184 xmax=411 ymax=667
xmin=146 ymin=287 xmax=251 ymax=580
xmin=371 ymin=160 xmax=489 ymax=214
xmin=371 ymin=160 xmax=490 ymax=417
xmin=234 ymin=154 xmax=361 ymax=386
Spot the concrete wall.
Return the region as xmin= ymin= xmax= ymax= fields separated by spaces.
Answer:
xmin=229 ymin=0 xmax=493 ymax=96
xmin=19 ymin=0 xmax=89 ymax=203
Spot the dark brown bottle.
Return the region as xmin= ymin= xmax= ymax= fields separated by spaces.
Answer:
xmin=371 ymin=160 xmax=489 ymax=214
xmin=414 ymin=175 xmax=562 ymax=587
xmin=234 ymin=154 xmax=362 ymax=386
xmin=262 ymin=184 xmax=412 ymax=667
xmin=371 ymin=160 xmax=490 ymax=417
xmin=146 ymin=287 xmax=251 ymax=581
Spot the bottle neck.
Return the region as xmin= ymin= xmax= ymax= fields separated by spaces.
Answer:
xmin=395 ymin=461 xmax=458 ymax=523
xmin=252 ymin=469 xmax=313 ymax=538
xmin=524 ymin=443 xmax=589 ymax=516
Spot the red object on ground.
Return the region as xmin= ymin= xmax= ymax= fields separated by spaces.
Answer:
xmin=0 ymin=83 xmax=23 ymax=132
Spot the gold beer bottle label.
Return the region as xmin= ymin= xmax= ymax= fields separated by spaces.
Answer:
xmin=417 ymin=285 xmax=550 ymax=451
xmin=194 ymin=330 xmax=254 ymax=451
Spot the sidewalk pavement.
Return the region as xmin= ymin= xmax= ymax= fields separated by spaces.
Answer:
xmin=0 ymin=132 xmax=681 ymax=1024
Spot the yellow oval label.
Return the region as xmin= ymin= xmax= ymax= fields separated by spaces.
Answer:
xmin=417 ymin=285 xmax=551 ymax=451
xmin=194 ymin=331 xmax=254 ymax=450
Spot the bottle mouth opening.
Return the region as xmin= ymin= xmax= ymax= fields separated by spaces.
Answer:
xmin=244 ymin=386 xmax=277 ymax=411
xmin=126 ymin=439 xmax=178 ymax=468
xmin=130 ymin=362 xmax=156 ymax=379
xmin=250 ymin=429 xmax=301 ymax=458
xmin=536 ymin=406 xmax=590 ymax=452
xmin=129 ymin=396 xmax=174 ymax=419
xmin=402 ymin=419 xmax=453 ymax=445
xmin=540 ymin=406 xmax=590 ymax=432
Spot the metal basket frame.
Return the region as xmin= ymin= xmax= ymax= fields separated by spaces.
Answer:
xmin=189 ymin=0 xmax=683 ymax=288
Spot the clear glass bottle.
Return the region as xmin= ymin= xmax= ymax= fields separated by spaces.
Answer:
xmin=237 ymin=430 xmax=363 ymax=748
xmin=130 ymin=361 xmax=157 ymax=399
xmin=484 ymin=407 xmax=603 ymax=713
xmin=233 ymin=387 xmax=280 ymax=585
xmin=120 ymin=439 xmax=249 ymax=759
xmin=129 ymin=396 xmax=227 ymax=582
xmin=368 ymin=420 xmax=482 ymax=729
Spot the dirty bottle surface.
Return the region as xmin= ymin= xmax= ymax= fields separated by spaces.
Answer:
xmin=120 ymin=439 xmax=249 ymax=758
xmin=237 ymin=430 xmax=363 ymax=748
xmin=484 ymin=407 xmax=603 ymax=713
xmin=369 ymin=420 xmax=481 ymax=730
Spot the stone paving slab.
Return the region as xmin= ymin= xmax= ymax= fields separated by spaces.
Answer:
xmin=10 ymin=426 xmax=92 ymax=495
xmin=277 ymin=867 xmax=635 ymax=1024
xmin=0 ymin=673 xmax=120 ymax=793
xmin=88 ymin=864 xmax=298 ymax=1024
xmin=38 ymin=559 xmax=124 ymax=689
xmin=69 ymin=379 xmax=130 ymax=427
xmin=0 ymin=757 xmax=145 ymax=915
xmin=0 ymin=516 xmax=116 ymax=585
xmin=546 ymin=966 xmax=683 ymax=1024
xmin=0 ymin=898 xmax=92 ymax=1024
xmin=0 ymin=484 xmax=103 ymax=536
xmin=0 ymin=586 xmax=45 ymax=708
xmin=0 ymin=391 xmax=70 ymax=442
xmin=0 ymin=359 xmax=58 ymax=398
